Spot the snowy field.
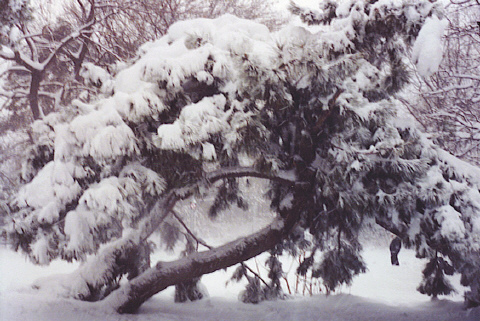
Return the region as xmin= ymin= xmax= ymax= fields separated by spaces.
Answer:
xmin=1 ymin=244 xmax=479 ymax=321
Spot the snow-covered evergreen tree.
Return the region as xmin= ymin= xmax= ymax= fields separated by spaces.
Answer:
xmin=4 ymin=0 xmax=480 ymax=313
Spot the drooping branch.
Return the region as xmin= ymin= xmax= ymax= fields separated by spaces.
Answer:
xmin=375 ymin=217 xmax=407 ymax=238
xmin=171 ymin=210 xmax=211 ymax=250
xmin=56 ymin=167 xmax=299 ymax=302
xmin=63 ymin=195 xmax=177 ymax=299
xmin=140 ymin=167 xmax=298 ymax=240
xmin=205 ymin=167 xmax=298 ymax=186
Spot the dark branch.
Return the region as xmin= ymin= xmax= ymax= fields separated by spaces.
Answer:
xmin=205 ymin=167 xmax=298 ymax=187
xmin=171 ymin=210 xmax=211 ymax=249
xmin=60 ymin=167 xmax=299 ymax=303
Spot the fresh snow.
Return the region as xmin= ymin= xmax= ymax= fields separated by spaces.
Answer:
xmin=156 ymin=95 xmax=229 ymax=150
xmin=436 ymin=205 xmax=466 ymax=241
xmin=412 ymin=16 xmax=448 ymax=78
xmin=79 ymin=63 xmax=113 ymax=94
xmin=1 ymin=243 xmax=479 ymax=321
xmin=2 ymin=2 xmax=479 ymax=320
xmin=2 ymin=189 xmax=473 ymax=320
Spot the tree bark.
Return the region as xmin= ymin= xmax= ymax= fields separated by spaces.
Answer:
xmin=29 ymin=70 xmax=43 ymax=120
xmin=73 ymin=0 xmax=95 ymax=80
xmin=107 ymin=217 xmax=290 ymax=313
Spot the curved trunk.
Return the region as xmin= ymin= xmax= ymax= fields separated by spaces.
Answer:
xmin=52 ymin=168 xmax=299 ymax=311
xmin=107 ymin=216 xmax=291 ymax=313
xmin=104 ymin=170 xmax=302 ymax=313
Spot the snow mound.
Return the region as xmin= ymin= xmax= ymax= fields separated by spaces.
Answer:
xmin=1 ymin=247 xmax=478 ymax=321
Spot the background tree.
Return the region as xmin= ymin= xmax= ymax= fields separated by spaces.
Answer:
xmin=0 ymin=0 xmax=32 ymax=42
xmin=0 ymin=0 xmax=98 ymax=121
xmin=402 ymin=0 xmax=480 ymax=165
xmin=0 ymin=0 xmax=282 ymax=122
xmin=69 ymin=0 xmax=284 ymax=62
xmin=3 ymin=0 xmax=480 ymax=314
xmin=0 ymin=0 xmax=33 ymax=225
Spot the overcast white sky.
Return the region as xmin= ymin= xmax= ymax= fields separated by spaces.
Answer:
xmin=275 ymin=0 xmax=320 ymax=11
xmin=27 ymin=0 xmax=317 ymax=24
xmin=278 ymin=0 xmax=320 ymax=6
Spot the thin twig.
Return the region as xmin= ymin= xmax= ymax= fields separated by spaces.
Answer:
xmin=170 ymin=210 xmax=211 ymax=249
xmin=170 ymin=209 xmax=272 ymax=289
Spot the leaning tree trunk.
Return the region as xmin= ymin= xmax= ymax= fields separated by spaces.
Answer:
xmin=103 ymin=172 xmax=303 ymax=314
xmin=105 ymin=216 xmax=291 ymax=313
xmin=43 ymin=168 xmax=299 ymax=307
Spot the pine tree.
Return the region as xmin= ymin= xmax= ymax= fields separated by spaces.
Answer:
xmin=3 ymin=0 xmax=480 ymax=313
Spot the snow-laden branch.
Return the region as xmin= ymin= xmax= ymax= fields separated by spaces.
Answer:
xmin=2 ymin=0 xmax=101 ymax=73
xmin=171 ymin=210 xmax=272 ymax=289
xmin=0 ymin=45 xmax=15 ymax=60
xmin=36 ymin=167 xmax=299 ymax=303
xmin=2 ymin=65 xmax=30 ymax=75
xmin=30 ymin=20 xmax=96 ymax=72
xmin=452 ymin=73 xmax=480 ymax=81
xmin=102 ymin=167 xmax=301 ymax=313
xmin=205 ymin=167 xmax=297 ymax=186
xmin=0 ymin=90 xmax=15 ymax=99
xmin=140 ymin=166 xmax=298 ymax=241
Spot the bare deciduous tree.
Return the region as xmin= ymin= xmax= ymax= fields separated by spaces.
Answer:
xmin=0 ymin=0 xmax=283 ymax=122
xmin=403 ymin=0 xmax=480 ymax=165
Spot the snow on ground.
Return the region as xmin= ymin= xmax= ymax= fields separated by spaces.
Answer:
xmin=1 ymin=244 xmax=479 ymax=321
xmin=1 ymin=184 xmax=477 ymax=320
